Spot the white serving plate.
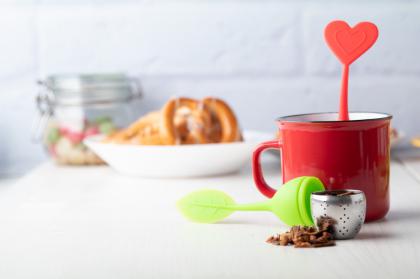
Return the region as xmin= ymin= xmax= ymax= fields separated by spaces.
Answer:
xmin=84 ymin=130 xmax=271 ymax=178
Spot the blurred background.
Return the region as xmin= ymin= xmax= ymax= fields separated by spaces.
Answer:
xmin=1 ymin=0 xmax=420 ymax=177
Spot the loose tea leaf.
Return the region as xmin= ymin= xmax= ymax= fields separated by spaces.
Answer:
xmin=266 ymin=217 xmax=336 ymax=248
xmin=177 ymin=190 xmax=236 ymax=223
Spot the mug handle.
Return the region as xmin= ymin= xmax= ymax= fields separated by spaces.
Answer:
xmin=252 ymin=140 xmax=282 ymax=198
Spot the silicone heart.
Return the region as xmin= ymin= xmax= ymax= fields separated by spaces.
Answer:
xmin=325 ymin=21 xmax=378 ymax=65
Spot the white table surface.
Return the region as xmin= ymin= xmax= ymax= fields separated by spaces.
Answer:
xmin=0 ymin=154 xmax=420 ymax=279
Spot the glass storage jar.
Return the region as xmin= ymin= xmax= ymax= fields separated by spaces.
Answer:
xmin=34 ymin=74 xmax=142 ymax=165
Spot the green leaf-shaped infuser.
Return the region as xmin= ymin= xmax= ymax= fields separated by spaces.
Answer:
xmin=177 ymin=176 xmax=325 ymax=226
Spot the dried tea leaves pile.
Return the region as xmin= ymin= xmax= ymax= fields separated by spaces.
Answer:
xmin=266 ymin=217 xmax=335 ymax=248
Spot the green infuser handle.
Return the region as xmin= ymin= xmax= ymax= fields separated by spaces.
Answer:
xmin=177 ymin=176 xmax=325 ymax=226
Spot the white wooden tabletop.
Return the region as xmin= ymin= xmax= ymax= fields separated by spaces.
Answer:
xmin=0 ymin=154 xmax=419 ymax=279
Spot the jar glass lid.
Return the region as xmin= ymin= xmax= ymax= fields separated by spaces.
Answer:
xmin=40 ymin=73 xmax=141 ymax=106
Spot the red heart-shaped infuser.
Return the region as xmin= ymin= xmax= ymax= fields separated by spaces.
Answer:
xmin=325 ymin=21 xmax=378 ymax=65
xmin=324 ymin=20 xmax=379 ymax=121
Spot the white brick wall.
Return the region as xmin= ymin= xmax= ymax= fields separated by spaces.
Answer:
xmin=1 ymin=1 xmax=420 ymax=176
xmin=37 ymin=3 xmax=301 ymax=75
xmin=303 ymin=4 xmax=420 ymax=75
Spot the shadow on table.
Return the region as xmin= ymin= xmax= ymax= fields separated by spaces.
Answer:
xmin=356 ymin=231 xmax=396 ymax=240
xmin=355 ymin=209 xmax=420 ymax=240
xmin=218 ymin=208 xmax=420 ymax=226
xmin=379 ymin=208 xmax=420 ymax=223
xmin=392 ymin=147 xmax=420 ymax=161
xmin=218 ymin=218 xmax=280 ymax=227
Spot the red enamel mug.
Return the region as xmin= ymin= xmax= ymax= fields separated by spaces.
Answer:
xmin=252 ymin=112 xmax=392 ymax=222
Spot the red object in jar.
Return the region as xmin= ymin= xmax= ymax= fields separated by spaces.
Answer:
xmin=59 ymin=126 xmax=69 ymax=135
xmin=65 ymin=130 xmax=85 ymax=144
xmin=252 ymin=112 xmax=392 ymax=222
xmin=48 ymin=145 xmax=57 ymax=157
xmin=84 ymin=127 xmax=100 ymax=137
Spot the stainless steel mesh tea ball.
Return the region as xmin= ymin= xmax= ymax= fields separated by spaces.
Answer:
xmin=311 ymin=190 xmax=366 ymax=240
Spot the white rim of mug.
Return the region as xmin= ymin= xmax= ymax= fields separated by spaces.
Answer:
xmin=276 ymin=112 xmax=392 ymax=123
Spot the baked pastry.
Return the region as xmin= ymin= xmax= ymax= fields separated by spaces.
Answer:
xmin=104 ymin=97 xmax=242 ymax=145
xmin=412 ymin=136 xmax=420 ymax=148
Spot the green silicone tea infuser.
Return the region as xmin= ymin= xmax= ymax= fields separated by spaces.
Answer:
xmin=177 ymin=176 xmax=325 ymax=226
